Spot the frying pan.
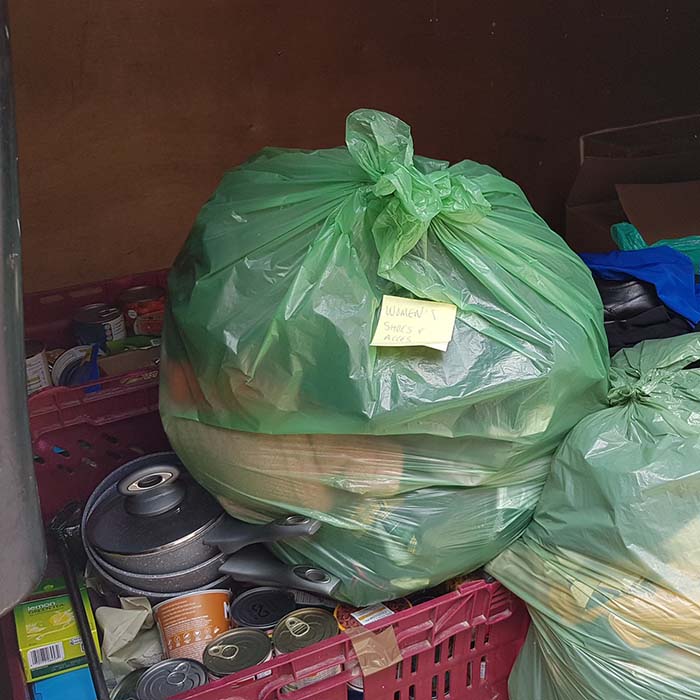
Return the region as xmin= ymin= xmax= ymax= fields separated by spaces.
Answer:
xmin=82 ymin=453 xmax=340 ymax=598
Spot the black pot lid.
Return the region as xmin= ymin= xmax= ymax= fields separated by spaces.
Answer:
xmin=86 ymin=455 xmax=223 ymax=556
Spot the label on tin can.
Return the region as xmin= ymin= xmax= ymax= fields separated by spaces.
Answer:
xmin=335 ymin=599 xmax=412 ymax=631
xmin=154 ymin=590 xmax=231 ymax=663
xmin=118 ymin=286 xmax=166 ymax=336
xmin=73 ymin=304 xmax=126 ymax=345
xmin=350 ymin=603 xmax=394 ymax=626
xmin=104 ymin=312 xmax=127 ymax=342
xmin=25 ymin=341 xmax=51 ymax=395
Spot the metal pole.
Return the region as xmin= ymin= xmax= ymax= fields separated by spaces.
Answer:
xmin=0 ymin=0 xmax=47 ymax=614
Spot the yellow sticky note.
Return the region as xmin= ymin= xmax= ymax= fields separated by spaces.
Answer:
xmin=371 ymin=295 xmax=457 ymax=351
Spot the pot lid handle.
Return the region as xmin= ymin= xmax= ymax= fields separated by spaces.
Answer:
xmin=117 ymin=464 xmax=186 ymax=516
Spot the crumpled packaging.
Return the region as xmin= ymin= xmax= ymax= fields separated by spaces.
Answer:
xmin=95 ymin=597 xmax=164 ymax=682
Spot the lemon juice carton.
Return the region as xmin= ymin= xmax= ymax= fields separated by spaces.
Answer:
xmin=13 ymin=578 xmax=101 ymax=682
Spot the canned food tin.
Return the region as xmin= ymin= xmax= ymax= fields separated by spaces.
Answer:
xmin=154 ymin=589 xmax=231 ymax=662
xmin=110 ymin=667 xmax=146 ymax=700
xmin=51 ymin=345 xmax=99 ymax=387
xmin=118 ymin=286 xmax=166 ymax=336
xmin=272 ymin=607 xmax=338 ymax=655
xmin=135 ymin=658 xmax=208 ymax=700
xmin=349 ymin=674 xmax=364 ymax=690
xmin=274 ymin=607 xmax=341 ymax=690
xmin=348 ymin=681 xmax=365 ymax=700
xmin=73 ymin=303 xmax=126 ymax=345
xmin=231 ymin=587 xmax=297 ymax=632
xmin=272 ymin=608 xmax=338 ymax=655
xmin=203 ymin=628 xmax=272 ymax=679
xmin=24 ymin=339 xmax=51 ymax=395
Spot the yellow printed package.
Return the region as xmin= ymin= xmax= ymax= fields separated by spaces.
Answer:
xmin=14 ymin=580 xmax=101 ymax=682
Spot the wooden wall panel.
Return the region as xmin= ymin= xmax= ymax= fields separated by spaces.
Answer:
xmin=9 ymin=0 xmax=700 ymax=291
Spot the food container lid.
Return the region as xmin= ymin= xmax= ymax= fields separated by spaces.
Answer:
xmin=272 ymin=608 xmax=338 ymax=654
xmin=203 ymin=629 xmax=272 ymax=677
xmin=135 ymin=659 xmax=208 ymax=700
xmin=86 ymin=455 xmax=222 ymax=556
xmin=110 ymin=667 xmax=147 ymax=700
xmin=118 ymin=286 xmax=166 ymax=304
xmin=231 ymin=587 xmax=297 ymax=629
xmin=74 ymin=302 xmax=122 ymax=324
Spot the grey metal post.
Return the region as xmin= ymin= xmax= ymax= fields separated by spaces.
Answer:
xmin=0 ymin=0 xmax=46 ymax=614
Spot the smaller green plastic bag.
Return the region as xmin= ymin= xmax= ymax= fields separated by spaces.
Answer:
xmin=612 ymin=221 xmax=700 ymax=272
xmin=488 ymin=334 xmax=700 ymax=700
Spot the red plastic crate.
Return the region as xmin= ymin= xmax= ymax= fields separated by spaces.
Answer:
xmin=1 ymin=271 xmax=530 ymax=700
xmin=2 ymin=577 xmax=527 ymax=700
xmin=182 ymin=580 xmax=528 ymax=700
xmin=24 ymin=270 xmax=170 ymax=522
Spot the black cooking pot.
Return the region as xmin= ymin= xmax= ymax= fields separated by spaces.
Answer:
xmin=82 ymin=453 xmax=340 ymax=598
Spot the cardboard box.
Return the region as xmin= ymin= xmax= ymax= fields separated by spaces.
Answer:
xmin=98 ymin=345 xmax=160 ymax=377
xmin=14 ymin=578 xmax=101 ymax=683
xmin=566 ymin=115 xmax=700 ymax=253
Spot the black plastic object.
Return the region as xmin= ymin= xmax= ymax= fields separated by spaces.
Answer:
xmin=230 ymin=587 xmax=297 ymax=629
xmin=203 ymin=515 xmax=321 ymax=554
xmin=595 ymin=277 xmax=694 ymax=355
xmin=596 ymin=278 xmax=660 ymax=321
xmin=219 ymin=545 xmax=341 ymax=597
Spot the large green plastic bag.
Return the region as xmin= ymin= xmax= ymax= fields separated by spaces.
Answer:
xmin=487 ymin=334 xmax=700 ymax=700
xmin=160 ymin=109 xmax=608 ymax=605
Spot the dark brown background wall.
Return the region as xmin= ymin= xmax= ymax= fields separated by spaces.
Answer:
xmin=10 ymin=0 xmax=700 ymax=292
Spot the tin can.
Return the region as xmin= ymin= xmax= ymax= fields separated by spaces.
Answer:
xmin=134 ymin=658 xmax=208 ymax=700
xmin=273 ymin=608 xmax=340 ymax=691
xmin=110 ymin=667 xmax=146 ymax=700
xmin=230 ymin=587 xmax=297 ymax=633
xmin=348 ymin=676 xmax=365 ymax=699
xmin=154 ymin=589 xmax=231 ymax=662
xmin=24 ymin=339 xmax=51 ymax=395
xmin=51 ymin=345 xmax=99 ymax=387
xmin=73 ymin=303 xmax=126 ymax=346
xmin=117 ymin=285 xmax=166 ymax=336
xmin=203 ymin=628 xmax=273 ymax=680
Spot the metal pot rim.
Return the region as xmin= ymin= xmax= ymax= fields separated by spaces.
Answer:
xmin=93 ymin=511 xmax=225 ymax=557
xmin=95 ymin=547 xmax=226 ymax=581
xmin=87 ymin=546 xmax=229 ymax=600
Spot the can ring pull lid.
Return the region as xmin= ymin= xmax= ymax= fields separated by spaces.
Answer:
xmin=166 ymin=661 xmax=194 ymax=687
xmin=118 ymin=464 xmax=186 ymax=516
xmin=208 ymin=643 xmax=240 ymax=660
xmin=284 ymin=616 xmax=311 ymax=638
